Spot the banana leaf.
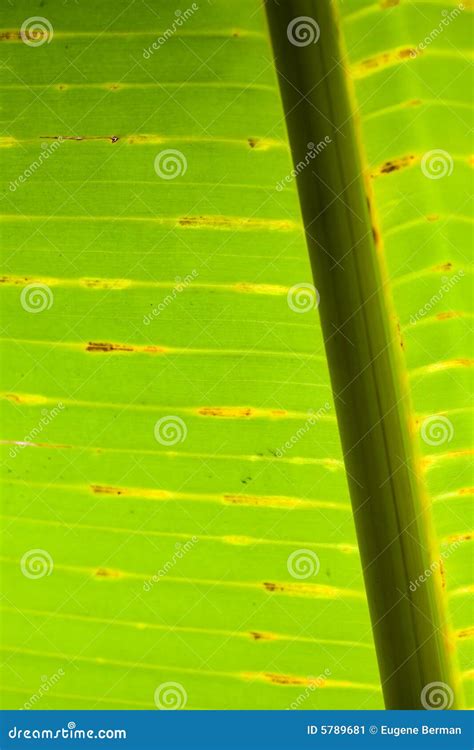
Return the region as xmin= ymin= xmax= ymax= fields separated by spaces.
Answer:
xmin=0 ymin=0 xmax=471 ymax=711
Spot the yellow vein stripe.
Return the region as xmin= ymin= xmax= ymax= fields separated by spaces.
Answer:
xmin=0 ymin=336 xmax=325 ymax=361
xmin=0 ymin=81 xmax=278 ymax=92
xmin=0 ymin=392 xmax=337 ymax=423
xmin=409 ymin=360 xmax=474 ymax=378
xmin=0 ymin=556 xmax=363 ymax=599
xmin=0 ymin=645 xmax=380 ymax=691
xmin=352 ymin=48 xmax=473 ymax=80
xmin=0 ymin=440 xmax=344 ymax=469
xmin=384 ymin=215 xmax=474 ymax=237
xmin=0 ymin=134 xmax=287 ymax=150
xmin=344 ymin=0 xmax=473 ymax=23
xmin=0 ymin=605 xmax=372 ymax=649
xmin=392 ymin=268 xmax=473 ymax=289
xmin=0 ymin=28 xmax=267 ymax=40
xmin=362 ymin=99 xmax=473 ymax=123
xmin=0 ymin=478 xmax=350 ymax=512
xmin=0 ymin=514 xmax=358 ymax=552
xmin=0 ymin=275 xmax=291 ymax=296
xmin=0 ymin=214 xmax=299 ymax=232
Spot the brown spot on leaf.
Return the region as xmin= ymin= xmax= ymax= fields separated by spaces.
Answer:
xmin=397 ymin=321 xmax=405 ymax=350
xmin=263 ymin=581 xmax=285 ymax=593
xmin=86 ymin=342 xmax=133 ymax=353
xmin=91 ymin=484 xmax=124 ymax=496
xmin=0 ymin=31 xmax=21 ymax=41
xmin=249 ymin=631 xmax=274 ymax=641
xmin=376 ymin=154 xmax=416 ymax=176
xmin=248 ymin=137 xmax=259 ymax=149
xmin=439 ymin=558 xmax=446 ymax=589
xmin=198 ymin=406 xmax=253 ymax=418
xmin=42 ymin=135 xmax=119 ymax=143
xmin=457 ymin=627 xmax=474 ymax=639
xmin=94 ymin=567 xmax=121 ymax=579
xmin=0 ymin=275 xmax=29 ymax=285
xmin=398 ymin=48 xmax=415 ymax=59
xmin=372 ymin=225 xmax=380 ymax=247
xmin=356 ymin=48 xmax=418 ymax=77
xmin=436 ymin=311 xmax=460 ymax=321
xmin=264 ymin=673 xmax=307 ymax=686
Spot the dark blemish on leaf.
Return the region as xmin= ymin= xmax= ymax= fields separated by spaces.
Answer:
xmin=398 ymin=48 xmax=415 ymax=59
xmin=377 ymin=155 xmax=415 ymax=176
xmin=41 ymin=135 xmax=120 ymax=143
xmin=198 ymin=406 xmax=253 ymax=418
xmin=249 ymin=631 xmax=274 ymax=641
xmin=0 ymin=275 xmax=29 ymax=285
xmin=94 ymin=567 xmax=121 ymax=578
xmin=371 ymin=225 xmax=380 ymax=246
xmin=264 ymin=673 xmax=306 ymax=686
xmin=248 ymin=137 xmax=259 ymax=149
xmin=0 ymin=32 xmax=21 ymax=41
xmin=86 ymin=342 xmax=133 ymax=353
xmin=263 ymin=581 xmax=284 ymax=593
xmin=91 ymin=484 xmax=124 ymax=495
xmin=397 ymin=321 xmax=405 ymax=350
xmin=439 ymin=558 xmax=446 ymax=589
xmin=436 ymin=311 xmax=459 ymax=321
